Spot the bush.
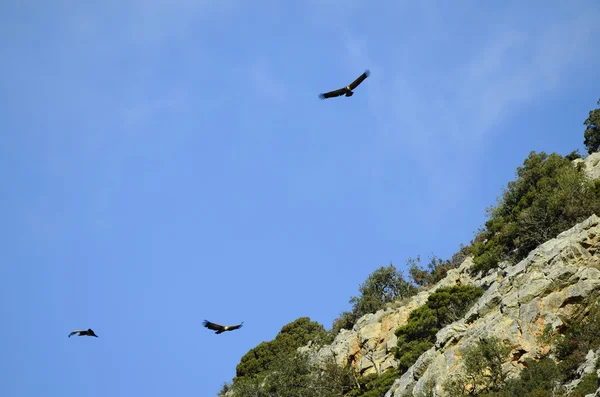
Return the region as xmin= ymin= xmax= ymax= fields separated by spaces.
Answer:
xmin=449 ymin=244 xmax=472 ymax=268
xmin=471 ymin=151 xmax=600 ymax=274
xmin=569 ymin=372 xmax=598 ymax=397
xmin=395 ymin=285 xmax=484 ymax=373
xmin=584 ymin=98 xmax=600 ymax=154
xmin=554 ymin=302 xmax=600 ymax=381
xmin=477 ymin=358 xmax=563 ymax=397
xmin=464 ymin=337 xmax=511 ymax=392
xmin=316 ymin=355 xmax=357 ymax=396
xmin=346 ymin=368 xmax=398 ymax=397
xmin=471 ymin=301 xmax=600 ymax=397
xmin=331 ymin=264 xmax=417 ymax=335
xmin=408 ymin=255 xmax=455 ymax=288
xmin=331 ymin=311 xmax=356 ymax=336
xmin=332 ymin=250 xmax=473 ymax=337
xmin=225 ymin=350 xmax=357 ymax=397
xmin=565 ymin=149 xmax=583 ymax=161
xmin=444 ymin=337 xmax=511 ymax=396
xmin=349 ymin=263 xmax=416 ymax=317
xmin=262 ymin=353 xmax=344 ymax=397
xmin=235 ymin=317 xmax=328 ymax=379
xmin=510 ymin=357 xmax=561 ymax=396
xmin=407 ymin=248 xmax=470 ymax=288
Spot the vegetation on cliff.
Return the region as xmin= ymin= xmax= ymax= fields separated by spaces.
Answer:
xmin=470 ymin=150 xmax=600 ymax=274
xmin=220 ymin=100 xmax=600 ymax=397
xmin=234 ymin=317 xmax=328 ymax=380
xmin=584 ymin=98 xmax=600 ymax=154
xmin=395 ymin=285 xmax=484 ymax=373
xmin=443 ymin=300 xmax=600 ymax=396
xmin=331 ymin=263 xmax=417 ymax=335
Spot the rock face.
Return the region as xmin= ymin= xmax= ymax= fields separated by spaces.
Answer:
xmin=566 ymin=348 xmax=600 ymax=394
xmin=296 ymin=154 xmax=600 ymax=396
xmin=575 ymin=151 xmax=600 ymax=180
xmin=392 ymin=214 xmax=600 ymax=396
xmin=301 ymin=260 xmax=478 ymax=377
xmin=303 ymin=214 xmax=600 ymax=396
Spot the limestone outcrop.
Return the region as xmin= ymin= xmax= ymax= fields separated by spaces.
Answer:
xmin=388 ymin=214 xmax=600 ymax=396
xmin=303 ymin=213 xmax=600 ymax=396
xmin=301 ymin=259 xmax=477 ymax=377
xmin=295 ymin=152 xmax=600 ymax=396
xmin=575 ymin=151 xmax=600 ymax=180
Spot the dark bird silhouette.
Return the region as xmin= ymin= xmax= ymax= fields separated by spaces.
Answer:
xmin=318 ymin=70 xmax=370 ymax=100
xmin=69 ymin=329 xmax=98 ymax=338
xmin=203 ymin=320 xmax=243 ymax=334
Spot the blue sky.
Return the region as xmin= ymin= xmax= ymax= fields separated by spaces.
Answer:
xmin=1 ymin=1 xmax=599 ymax=395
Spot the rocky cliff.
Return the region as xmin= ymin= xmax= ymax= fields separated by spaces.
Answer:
xmin=300 ymin=152 xmax=600 ymax=397
xmin=389 ymin=213 xmax=600 ymax=396
xmin=575 ymin=152 xmax=600 ymax=180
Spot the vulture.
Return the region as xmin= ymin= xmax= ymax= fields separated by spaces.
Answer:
xmin=203 ymin=320 xmax=243 ymax=334
xmin=318 ymin=69 xmax=370 ymax=100
xmin=69 ymin=329 xmax=98 ymax=338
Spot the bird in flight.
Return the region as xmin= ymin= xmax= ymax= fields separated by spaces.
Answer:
xmin=318 ymin=69 xmax=371 ymax=100
xmin=69 ymin=329 xmax=98 ymax=338
xmin=203 ymin=320 xmax=244 ymax=334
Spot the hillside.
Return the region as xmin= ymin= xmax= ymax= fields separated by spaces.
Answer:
xmin=308 ymin=213 xmax=600 ymax=396
xmin=219 ymin=148 xmax=600 ymax=396
xmin=300 ymin=152 xmax=600 ymax=397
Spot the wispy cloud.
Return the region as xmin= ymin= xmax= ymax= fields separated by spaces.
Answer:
xmin=332 ymin=2 xmax=600 ymax=222
xmin=336 ymin=4 xmax=598 ymax=154
xmin=450 ymin=11 xmax=597 ymax=143
xmin=343 ymin=6 xmax=596 ymax=154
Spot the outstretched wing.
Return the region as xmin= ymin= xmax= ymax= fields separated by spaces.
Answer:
xmin=227 ymin=322 xmax=244 ymax=331
xmin=69 ymin=330 xmax=84 ymax=337
xmin=203 ymin=320 xmax=225 ymax=332
xmin=347 ymin=69 xmax=370 ymax=90
xmin=318 ymin=88 xmax=346 ymax=100
xmin=87 ymin=329 xmax=98 ymax=337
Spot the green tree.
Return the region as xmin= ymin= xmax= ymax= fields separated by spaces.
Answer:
xmin=569 ymin=372 xmax=599 ymax=397
xmin=227 ymin=375 xmax=268 ymax=397
xmin=225 ymin=352 xmax=356 ymax=397
xmin=584 ymin=98 xmax=600 ymax=154
xmin=235 ymin=317 xmax=327 ymax=379
xmin=331 ymin=311 xmax=356 ymax=335
xmin=408 ymin=254 xmax=461 ymax=288
xmin=565 ymin=149 xmax=582 ymax=161
xmin=444 ymin=337 xmax=511 ymax=396
xmin=471 ymin=151 xmax=600 ymax=274
xmin=346 ymin=369 xmax=398 ymax=397
xmin=349 ymin=263 xmax=416 ymax=318
xmin=463 ymin=337 xmax=511 ymax=392
xmin=457 ymin=357 xmax=564 ymax=397
xmin=554 ymin=303 xmax=600 ymax=381
xmin=332 ymin=264 xmax=417 ymax=334
xmin=499 ymin=357 xmax=561 ymax=397
xmin=395 ymin=285 xmax=484 ymax=373
xmin=262 ymin=353 xmax=333 ymax=397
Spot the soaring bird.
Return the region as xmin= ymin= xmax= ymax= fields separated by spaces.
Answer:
xmin=69 ymin=329 xmax=98 ymax=338
xmin=202 ymin=320 xmax=243 ymax=334
xmin=318 ymin=69 xmax=370 ymax=100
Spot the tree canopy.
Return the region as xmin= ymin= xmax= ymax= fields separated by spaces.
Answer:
xmin=471 ymin=150 xmax=600 ymax=274
xmin=332 ymin=263 xmax=417 ymax=334
xmin=584 ymin=98 xmax=600 ymax=154
xmin=395 ymin=285 xmax=484 ymax=373
xmin=235 ymin=317 xmax=327 ymax=379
